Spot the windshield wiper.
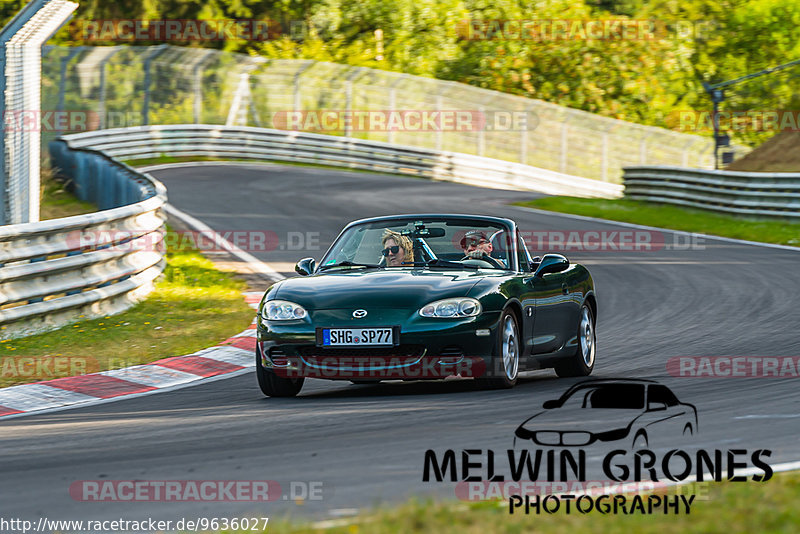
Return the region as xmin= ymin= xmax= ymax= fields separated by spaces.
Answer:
xmin=407 ymin=259 xmax=479 ymax=270
xmin=318 ymin=261 xmax=383 ymax=271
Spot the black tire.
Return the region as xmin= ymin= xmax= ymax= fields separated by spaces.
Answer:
xmin=256 ymin=345 xmax=304 ymax=397
xmin=554 ymin=303 xmax=596 ymax=378
xmin=477 ymin=308 xmax=520 ymax=389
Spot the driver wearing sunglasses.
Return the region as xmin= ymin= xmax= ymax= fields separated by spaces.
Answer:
xmin=381 ymin=229 xmax=414 ymax=267
xmin=460 ymin=230 xmax=504 ymax=268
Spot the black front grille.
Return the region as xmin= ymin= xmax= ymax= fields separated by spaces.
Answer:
xmin=438 ymin=346 xmax=464 ymax=357
xmin=268 ymin=348 xmax=289 ymax=366
xmin=297 ymin=345 xmax=425 ymax=359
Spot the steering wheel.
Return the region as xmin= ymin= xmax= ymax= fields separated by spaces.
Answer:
xmin=460 ymin=253 xmax=504 ymax=269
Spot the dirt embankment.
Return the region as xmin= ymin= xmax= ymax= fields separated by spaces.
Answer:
xmin=727 ymin=131 xmax=800 ymax=172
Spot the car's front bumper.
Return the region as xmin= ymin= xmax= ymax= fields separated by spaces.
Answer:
xmin=257 ymin=309 xmax=502 ymax=380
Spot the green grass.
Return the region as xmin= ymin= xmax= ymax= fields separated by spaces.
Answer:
xmin=266 ymin=472 xmax=799 ymax=533
xmin=0 ymin=230 xmax=257 ymax=388
xmin=39 ymin=173 xmax=97 ymax=220
xmin=519 ymin=197 xmax=800 ymax=247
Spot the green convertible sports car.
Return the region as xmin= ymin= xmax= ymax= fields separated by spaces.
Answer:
xmin=256 ymin=214 xmax=597 ymax=397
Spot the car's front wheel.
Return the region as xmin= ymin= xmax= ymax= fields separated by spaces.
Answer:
xmin=478 ymin=308 xmax=520 ymax=389
xmin=554 ymin=303 xmax=596 ymax=378
xmin=256 ymin=345 xmax=304 ymax=397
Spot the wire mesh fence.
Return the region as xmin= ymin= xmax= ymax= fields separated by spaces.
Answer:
xmin=0 ymin=0 xmax=77 ymax=225
xmin=41 ymin=44 xmax=740 ymax=185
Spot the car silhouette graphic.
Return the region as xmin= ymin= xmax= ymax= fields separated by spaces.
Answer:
xmin=514 ymin=379 xmax=698 ymax=448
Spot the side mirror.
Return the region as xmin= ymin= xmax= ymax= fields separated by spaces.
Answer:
xmin=533 ymin=254 xmax=569 ymax=277
xmin=647 ymin=401 xmax=667 ymax=412
xmin=542 ymin=399 xmax=560 ymax=409
xmin=295 ymin=257 xmax=316 ymax=276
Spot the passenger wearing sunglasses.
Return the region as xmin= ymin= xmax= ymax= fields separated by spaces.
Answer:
xmin=380 ymin=229 xmax=414 ymax=267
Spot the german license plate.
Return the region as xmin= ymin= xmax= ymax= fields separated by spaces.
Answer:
xmin=322 ymin=328 xmax=393 ymax=346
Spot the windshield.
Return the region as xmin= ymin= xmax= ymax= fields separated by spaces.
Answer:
xmin=559 ymin=384 xmax=646 ymax=410
xmin=319 ymin=218 xmax=514 ymax=270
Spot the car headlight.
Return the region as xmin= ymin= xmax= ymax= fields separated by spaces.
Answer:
xmin=262 ymin=300 xmax=308 ymax=321
xmin=419 ymin=298 xmax=481 ymax=318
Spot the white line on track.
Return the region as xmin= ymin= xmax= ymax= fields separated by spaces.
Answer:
xmin=163 ymin=203 xmax=286 ymax=282
xmin=734 ymin=414 xmax=800 ymax=419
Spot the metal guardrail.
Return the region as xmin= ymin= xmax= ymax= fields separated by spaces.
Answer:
xmin=59 ymin=124 xmax=624 ymax=199
xmin=0 ymin=139 xmax=166 ymax=338
xmin=41 ymin=45 xmax=737 ymax=185
xmin=623 ymin=166 xmax=800 ymax=217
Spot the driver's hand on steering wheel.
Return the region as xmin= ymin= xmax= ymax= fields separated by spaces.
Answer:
xmin=464 ymin=250 xmax=504 ymax=268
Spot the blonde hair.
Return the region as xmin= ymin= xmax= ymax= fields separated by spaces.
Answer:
xmin=381 ymin=229 xmax=414 ymax=263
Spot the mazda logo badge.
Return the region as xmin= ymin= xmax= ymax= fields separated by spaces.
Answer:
xmin=353 ymin=309 xmax=368 ymax=318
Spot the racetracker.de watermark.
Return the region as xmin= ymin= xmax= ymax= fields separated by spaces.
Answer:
xmin=3 ymin=110 xmax=150 ymax=132
xmin=455 ymin=479 xmax=710 ymax=501
xmin=268 ymin=355 xmax=487 ymax=379
xmin=71 ymin=19 xmax=281 ymax=42
xmin=475 ymin=230 xmax=706 ymax=253
xmin=454 ymin=19 xmax=716 ymax=41
xmin=270 ymin=110 xmax=538 ymax=132
xmin=0 ymin=356 xmax=99 ymax=379
xmin=3 ymin=110 xmax=107 ymax=132
xmin=672 ymin=110 xmax=800 ymax=133
xmin=65 ymin=230 xmax=321 ymax=253
xmin=68 ymin=480 xmax=325 ymax=502
xmin=667 ymin=357 xmax=800 ymax=378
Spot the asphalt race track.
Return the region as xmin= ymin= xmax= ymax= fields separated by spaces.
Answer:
xmin=2 ymin=163 xmax=799 ymax=522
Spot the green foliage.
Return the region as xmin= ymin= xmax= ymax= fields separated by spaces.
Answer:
xmin=3 ymin=0 xmax=800 ymax=146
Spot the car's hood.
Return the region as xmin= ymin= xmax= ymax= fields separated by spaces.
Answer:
xmin=518 ymin=407 xmax=643 ymax=434
xmin=274 ymin=269 xmax=486 ymax=310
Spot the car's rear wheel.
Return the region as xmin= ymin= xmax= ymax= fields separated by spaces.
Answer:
xmin=554 ymin=303 xmax=596 ymax=378
xmin=256 ymin=345 xmax=304 ymax=397
xmin=478 ymin=308 xmax=519 ymax=389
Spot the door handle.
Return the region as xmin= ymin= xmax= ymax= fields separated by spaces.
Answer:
xmin=561 ymin=283 xmax=568 ymax=294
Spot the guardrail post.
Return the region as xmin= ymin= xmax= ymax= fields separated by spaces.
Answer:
xmin=292 ymin=61 xmax=314 ymax=114
xmin=559 ymin=116 xmax=569 ymax=174
xmin=141 ymin=45 xmax=167 ymax=126
xmin=225 ymin=57 xmax=265 ymax=127
xmin=387 ymin=78 xmax=403 ymax=145
xmin=97 ymin=47 xmax=120 ymax=129
xmin=520 ymin=106 xmax=532 ymax=165
xmin=639 ymin=133 xmax=651 ymax=165
xmin=436 ymin=92 xmax=443 ymax=152
xmin=193 ymin=62 xmax=202 ymax=123
xmin=55 ymin=46 xmax=83 ymax=136
xmin=191 ymin=50 xmax=214 ymax=124
xmin=344 ymin=68 xmax=359 ymax=138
